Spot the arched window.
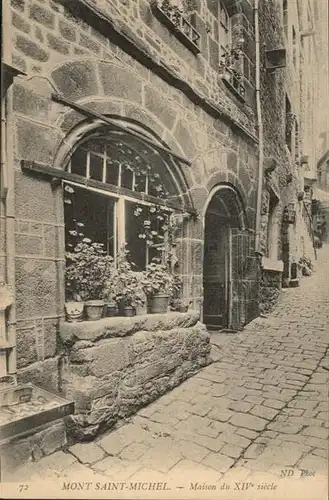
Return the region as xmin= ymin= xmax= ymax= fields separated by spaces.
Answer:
xmin=63 ymin=127 xmax=181 ymax=273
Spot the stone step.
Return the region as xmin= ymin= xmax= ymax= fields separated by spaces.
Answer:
xmin=0 ymin=384 xmax=74 ymax=441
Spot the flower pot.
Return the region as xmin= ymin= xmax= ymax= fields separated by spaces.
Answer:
xmin=123 ymin=305 xmax=136 ymax=317
xmin=85 ymin=300 xmax=105 ymax=321
xmin=65 ymin=301 xmax=84 ymax=322
xmin=147 ymin=293 xmax=170 ymax=314
xmin=105 ymin=301 xmax=118 ymax=317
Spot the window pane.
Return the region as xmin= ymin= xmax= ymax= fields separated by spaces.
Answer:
xmin=89 ymin=153 xmax=103 ymax=181
xmin=121 ymin=165 xmax=134 ymax=190
xmin=125 ymin=201 xmax=146 ymax=271
xmin=106 ymin=159 xmax=119 ymax=186
xmin=70 ymin=149 xmax=87 ymax=176
xmin=134 ymin=172 xmax=147 ymax=193
xmin=64 ymin=185 xmax=115 ymax=257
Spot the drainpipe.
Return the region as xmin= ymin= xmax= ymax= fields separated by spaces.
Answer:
xmin=2 ymin=2 xmax=17 ymax=377
xmin=254 ymin=0 xmax=264 ymax=255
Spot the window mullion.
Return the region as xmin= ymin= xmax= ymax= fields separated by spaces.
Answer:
xmin=118 ymin=162 xmax=122 ymax=187
xmin=113 ymin=201 xmax=118 ymax=261
xmin=102 ymin=148 xmax=107 ymax=183
xmin=117 ymin=197 xmax=126 ymax=252
xmin=86 ymin=152 xmax=90 ymax=179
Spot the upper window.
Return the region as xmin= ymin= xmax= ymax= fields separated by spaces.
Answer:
xmin=292 ymin=26 xmax=297 ymax=67
xmin=285 ymin=95 xmax=293 ymax=153
xmin=64 ymin=130 xmax=180 ymax=273
xmin=283 ymin=0 xmax=288 ymax=38
xmin=219 ymin=1 xmax=231 ymax=55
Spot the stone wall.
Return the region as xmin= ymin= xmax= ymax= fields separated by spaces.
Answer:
xmin=59 ymin=312 xmax=211 ymax=441
xmin=0 ymin=420 xmax=67 ymax=478
xmin=5 ymin=0 xmax=260 ymax=387
xmin=259 ymin=271 xmax=282 ymax=315
xmin=257 ymin=0 xmax=314 ymax=312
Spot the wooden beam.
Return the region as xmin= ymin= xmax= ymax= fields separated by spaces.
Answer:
xmin=51 ymin=93 xmax=192 ymax=166
xmin=21 ymin=160 xmax=197 ymax=215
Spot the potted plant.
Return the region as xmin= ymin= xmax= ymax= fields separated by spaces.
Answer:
xmin=65 ymin=236 xmax=114 ymax=321
xmin=112 ymin=249 xmax=145 ymax=317
xmin=141 ymin=259 xmax=182 ymax=314
xmin=103 ymin=275 xmax=119 ymax=317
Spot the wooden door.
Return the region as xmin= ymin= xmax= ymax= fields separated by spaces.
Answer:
xmin=203 ymin=213 xmax=230 ymax=329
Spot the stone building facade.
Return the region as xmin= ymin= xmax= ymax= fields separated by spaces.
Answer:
xmin=257 ymin=0 xmax=319 ymax=312
xmin=0 ymin=0 xmax=321 ymax=459
xmin=1 ymin=0 xmax=261 ymax=449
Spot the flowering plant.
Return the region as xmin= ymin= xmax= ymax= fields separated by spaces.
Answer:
xmin=110 ymin=248 xmax=145 ymax=308
xmin=141 ymin=259 xmax=182 ymax=297
xmin=65 ymin=229 xmax=114 ymax=302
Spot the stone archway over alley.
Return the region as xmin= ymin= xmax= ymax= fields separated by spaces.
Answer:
xmin=5 ymin=247 xmax=329 ymax=499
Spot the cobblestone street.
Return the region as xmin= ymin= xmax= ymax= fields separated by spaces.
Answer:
xmin=7 ymin=247 xmax=329 ymax=498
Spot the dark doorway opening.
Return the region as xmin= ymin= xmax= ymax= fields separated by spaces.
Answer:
xmin=203 ymin=184 xmax=247 ymax=331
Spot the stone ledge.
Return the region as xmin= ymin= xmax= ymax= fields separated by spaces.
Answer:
xmin=61 ymin=322 xmax=211 ymax=440
xmin=261 ymin=257 xmax=284 ymax=272
xmin=60 ymin=311 xmax=200 ymax=344
xmin=0 ymin=419 xmax=67 ymax=476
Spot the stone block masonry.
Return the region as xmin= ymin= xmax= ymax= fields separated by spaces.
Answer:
xmin=60 ymin=312 xmax=211 ymax=441
xmin=0 ymin=419 xmax=67 ymax=480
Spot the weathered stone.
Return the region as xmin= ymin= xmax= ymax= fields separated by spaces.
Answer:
xmin=58 ymin=20 xmax=77 ymax=41
xmin=69 ymin=338 xmax=131 ymax=378
xmin=13 ymin=82 xmax=51 ymax=119
xmin=60 ymin=311 xmax=200 ymax=343
xmin=14 ymin=171 xmax=58 ymax=223
xmin=15 ymin=234 xmax=43 ymax=256
xmin=230 ymin=413 xmax=267 ymax=431
xmin=43 ymin=318 xmax=58 ymax=359
xmin=173 ymin=119 xmax=197 ymax=159
xmin=62 ymin=324 xmax=210 ymax=440
xmin=120 ymin=442 xmax=149 ymax=461
xmin=145 ymin=85 xmax=176 ymax=130
xmin=47 ymin=33 xmax=69 ymax=54
xmin=69 ymin=442 xmax=106 ymax=464
xmin=221 ymin=443 xmax=245 ymax=459
xmin=15 ymin=258 xmax=58 ymax=319
xmin=229 ymin=400 xmax=254 ymax=413
xmin=80 ymin=33 xmax=101 ymax=53
xmin=250 ymin=404 xmax=279 ymax=421
xmin=17 ymin=357 xmax=59 ymax=393
xmin=12 ymin=11 xmax=30 ymax=33
xmin=99 ymin=63 xmax=143 ymax=103
xmin=0 ymin=420 xmax=67 ymax=475
xmin=16 ymin=326 xmax=38 ymax=368
xmin=52 ymin=61 xmax=99 ymax=102
xmin=15 ymin=35 xmax=49 ymax=62
xmin=29 ymin=3 xmax=54 ymax=28
xmin=301 ymin=426 xmax=328 ymax=439
xmin=16 ymin=118 xmax=62 ymax=164
xmin=202 ymin=452 xmax=235 ymax=473
xmin=11 ymin=0 xmax=25 ymax=11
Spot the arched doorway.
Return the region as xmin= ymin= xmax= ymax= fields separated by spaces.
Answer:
xmin=203 ymin=183 xmax=248 ymax=330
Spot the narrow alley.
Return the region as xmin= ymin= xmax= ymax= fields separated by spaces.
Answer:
xmin=6 ymin=247 xmax=328 ymax=499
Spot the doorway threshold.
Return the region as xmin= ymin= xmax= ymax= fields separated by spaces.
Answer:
xmin=207 ymin=326 xmax=238 ymax=333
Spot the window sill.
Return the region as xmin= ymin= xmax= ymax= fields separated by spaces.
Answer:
xmin=151 ymin=1 xmax=201 ymax=55
xmin=60 ymin=310 xmax=200 ymax=344
xmin=220 ymin=71 xmax=246 ymax=102
xmin=261 ymin=257 xmax=284 ymax=272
